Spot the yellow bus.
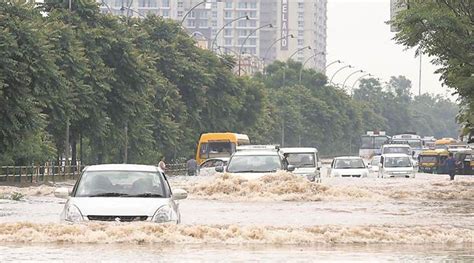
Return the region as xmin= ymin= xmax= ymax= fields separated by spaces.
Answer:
xmin=434 ymin=138 xmax=458 ymax=150
xmin=196 ymin=133 xmax=250 ymax=164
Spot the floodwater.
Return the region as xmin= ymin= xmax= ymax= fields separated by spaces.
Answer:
xmin=0 ymin=171 xmax=473 ymax=261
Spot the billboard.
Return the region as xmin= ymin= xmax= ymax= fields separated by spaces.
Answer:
xmin=280 ymin=0 xmax=289 ymax=50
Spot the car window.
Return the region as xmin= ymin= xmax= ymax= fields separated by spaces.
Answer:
xmin=334 ymin=159 xmax=365 ymax=169
xmin=384 ymin=157 xmax=411 ymax=168
xmin=74 ymin=171 xmax=166 ymax=197
xmin=286 ymin=153 xmax=315 ymax=168
xmin=227 ymin=155 xmax=282 ymax=173
xmin=201 ymin=160 xmax=214 ymax=168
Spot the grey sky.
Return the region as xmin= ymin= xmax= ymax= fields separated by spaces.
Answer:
xmin=326 ymin=0 xmax=450 ymax=96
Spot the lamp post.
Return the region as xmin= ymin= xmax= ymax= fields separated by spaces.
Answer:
xmin=119 ymin=6 xmax=145 ymax=18
xmin=211 ymin=15 xmax=249 ymax=52
xmin=282 ymin=46 xmax=310 ymax=85
xmin=350 ymin=73 xmax=372 ymax=96
xmin=342 ymin=69 xmax=365 ymax=89
xmin=299 ymin=52 xmax=324 ymax=83
xmin=181 ymin=1 xmax=208 ymax=26
xmin=289 ymin=46 xmax=311 ymax=61
xmin=263 ymin=34 xmax=295 ymax=65
xmin=239 ymin=23 xmax=273 ymax=76
xmin=330 ymin=65 xmax=352 ymax=85
xmin=325 ymin=60 xmax=342 ymax=71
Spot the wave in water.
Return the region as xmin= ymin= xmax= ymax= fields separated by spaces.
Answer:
xmin=187 ymin=173 xmax=474 ymax=201
xmin=0 ymin=222 xmax=471 ymax=245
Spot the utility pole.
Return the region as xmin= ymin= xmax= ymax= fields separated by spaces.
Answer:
xmin=124 ymin=123 xmax=128 ymax=163
xmin=281 ymin=119 xmax=285 ymax=147
xmin=418 ymin=53 xmax=422 ymax=96
xmin=65 ymin=118 xmax=70 ymax=167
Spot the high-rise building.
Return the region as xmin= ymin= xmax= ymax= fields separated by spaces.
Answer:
xmin=99 ymin=0 xmax=327 ymax=72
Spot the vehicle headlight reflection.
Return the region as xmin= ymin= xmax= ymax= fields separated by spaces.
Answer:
xmin=152 ymin=205 xmax=172 ymax=223
xmin=65 ymin=205 xmax=84 ymax=222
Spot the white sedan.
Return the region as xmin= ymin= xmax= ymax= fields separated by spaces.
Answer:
xmin=198 ymin=158 xmax=229 ymax=176
xmin=55 ymin=164 xmax=187 ymax=223
xmin=328 ymin=156 xmax=369 ymax=178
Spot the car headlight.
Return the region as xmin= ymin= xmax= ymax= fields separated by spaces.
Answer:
xmin=65 ymin=205 xmax=83 ymax=222
xmin=152 ymin=205 xmax=173 ymax=223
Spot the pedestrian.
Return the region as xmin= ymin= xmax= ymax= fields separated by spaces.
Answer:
xmin=282 ymin=153 xmax=289 ymax=170
xmin=158 ymin=157 xmax=166 ymax=171
xmin=444 ymin=153 xmax=457 ymax=181
xmin=186 ymin=156 xmax=198 ymax=176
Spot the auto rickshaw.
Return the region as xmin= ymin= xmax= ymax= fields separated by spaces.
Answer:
xmin=454 ymin=150 xmax=474 ymax=175
xmin=418 ymin=149 xmax=449 ymax=174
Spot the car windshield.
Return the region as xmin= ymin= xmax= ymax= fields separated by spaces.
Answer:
xmin=334 ymin=159 xmax=365 ymax=169
xmin=227 ymin=155 xmax=282 ymax=173
xmin=383 ymin=147 xmax=410 ymax=155
xmin=420 ymin=156 xmax=437 ymax=163
xmin=384 ymin=157 xmax=411 ymax=168
xmin=286 ymin=153 xmax=315 ymax=168
xmin=74 ymin=171 xmax=166 ymax=198
xmin=370 ymin=157 xmax=381 ymax=165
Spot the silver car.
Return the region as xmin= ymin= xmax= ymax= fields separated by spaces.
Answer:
xmin=55 ymin=164 xmax=187 ymax=223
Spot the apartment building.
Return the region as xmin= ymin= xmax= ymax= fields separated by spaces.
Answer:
xmin=99 ymin=0 xmax=327 ymax=72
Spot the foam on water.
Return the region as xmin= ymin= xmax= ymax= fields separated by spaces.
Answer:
xmin=0 ymin=185 xmax=56 ymax=198
xmin=186 ymin=173 xmax=474 ymax=201
xmin=0 ymin=222 xmax=471 ymax=245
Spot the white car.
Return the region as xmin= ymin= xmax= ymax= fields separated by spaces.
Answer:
xmin=280 ymin=147 xmax=322 ymax=182
xmin=381 ymin=144 xmax=412 ymax=156
xmin=329 ymin=156 xmax=369 ymax=178
xmin=368 ymin=155 xmax=381 ymax=174
xmin=54 ymin=164 xmax=187 ymax=223
xmin=198 ymin=158 xmax=229 ymax=176
xmin=378 ymin=154 xmax=415 ymax=178
xmin=216 ymin=147 xmax=295 ymax=179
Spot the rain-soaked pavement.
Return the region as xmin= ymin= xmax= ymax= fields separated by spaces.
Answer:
xmin=0 ymin=171 xmax=472 ymax=261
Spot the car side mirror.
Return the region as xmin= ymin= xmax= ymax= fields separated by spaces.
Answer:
xmin=367 ymin=164 xmax=372 ymax=169
xmin=287 ymin=165 xmax=296 ymax=172
xmin=172 ymin=189 xmax=188 ymax=200
xmin=54 ymin=187 xmax=70 ymax=199
xmin=215 ymin=166 xmax=224 ymax=173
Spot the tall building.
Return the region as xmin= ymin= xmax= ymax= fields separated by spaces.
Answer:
xmin=100 ymin=0 xmax=327 ymax=72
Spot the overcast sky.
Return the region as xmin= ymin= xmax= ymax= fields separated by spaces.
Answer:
xmin=326 ymin=0 xmax=451 ymax=96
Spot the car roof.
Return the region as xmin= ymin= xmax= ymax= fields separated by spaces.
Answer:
xmin=280 ymin=147 xmax=318 ymax=153
xmin=233 ymin=150 xmax=280 ymax=156
xmin=382 ymin=153 xmax=411 ymax=157
xmin=334 ymin=156 xmax=363 ymax=160
xmin=84 ymin=164 xmax=161 ymax=173
xmin=383 ymin=144 xmax=410 ymax=147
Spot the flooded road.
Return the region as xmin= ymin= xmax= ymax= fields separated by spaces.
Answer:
xmin=0 ymin=172 xmax=473 ymax=261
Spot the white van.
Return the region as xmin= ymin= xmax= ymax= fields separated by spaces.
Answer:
xmin=280 ymin=147 xmax=322 ymax=182
xmin=378 ymin=153 xmax=415 ymax=178
xmin=381 ymin=144 xmax=412 ymax=156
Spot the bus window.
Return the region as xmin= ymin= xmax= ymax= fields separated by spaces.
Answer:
xmin=199 ymin=141 xmax=236 ymax=159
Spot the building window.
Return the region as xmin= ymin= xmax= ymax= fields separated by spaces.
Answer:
xmin=225 ymin=39 xmax=232 ymax=45
xmin=249 ymin=20 xmax=256 ymax=27
xmin=225 ymin=11 xmax=232 ymax=18
xmin=298 ymin=21 xmax=304 ymax=28
xmin=199 ymin=20 xmax=208 ymax=27
xmin=162 ymin=0 xmax=169 ymax=7
xmin=178 ymin=11 xmax=183 ymax=17
xmin=249 ymin=38 xmax=256 ymax=45
xmin=225 ymin=2 xmax=232 ymax=8
xmin=298 ymin=12 xmax=304 ymax=20
xmin=298 ymin=39 xmax=304 ymax=46
xmin=177 ymin=1 xmax=183 ymax=8
xmin=212 ymin=20 xmax=217 ymax=27
xmin=238 ymin=20 xmax=247 ymax=27
xmin=298 ymin=3 xmax=304 ymax=9
xmin=212 ymin=11 xmax=217 ymax=18
xmin=238 ymin=2 xmax=247 ymax=8
xmin=298 ymin=30 xmax=304 ymax=37
xmin=224 ymin=29 xmax=232 ymax=36
xmin=162 ymin=10 xmax=169 ymax=17
xmin=189 ymin=11 xmax=195 ymax=18
xmin=250 ymin=2 xmax=257 ymax=9
xmin=187 ymin=20 xmax=195 ymax=27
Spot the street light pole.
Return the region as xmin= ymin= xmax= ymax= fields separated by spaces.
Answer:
xmin=211 ymin=15 xmax=249 ymax=52
xmin=329 ymin=65 xmax=352 ymax=85
xmin=325 ymin=60 xmax=342 ymax=71
xmin=342 ymin=69 xmax=364 ymax=89
xmin=239 ymin=23 xmax=273 ymax=76
xmin=263 ymin=34 xmax=295 ymax=66
xmin=289 ymin=46 xmax=311 ymax=61
xmin=181 ymin=1 xmax=207 ymax=26
xmin=350 ymin=73 xmax=372 ymax=96
xmin=283 ymin=46 xmax=311 ymax=85
xmin=299 ymin=52 xmax=324 ymax=83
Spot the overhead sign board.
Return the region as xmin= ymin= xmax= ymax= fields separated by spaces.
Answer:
xmin=280 ymin=0 xmax=289 ymax=50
